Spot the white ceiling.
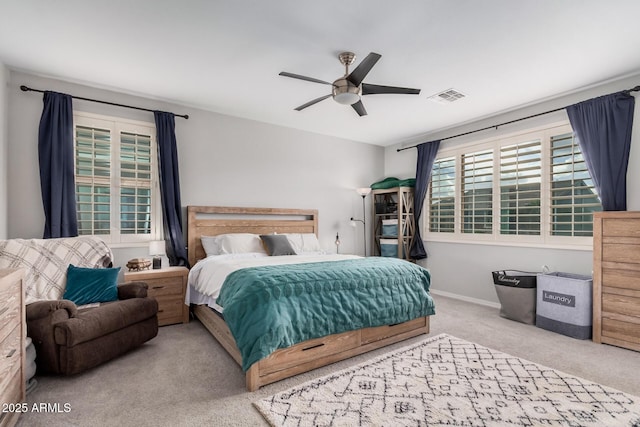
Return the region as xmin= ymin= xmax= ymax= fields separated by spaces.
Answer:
xmin=2 ymin=0 xmax=640 ymax=147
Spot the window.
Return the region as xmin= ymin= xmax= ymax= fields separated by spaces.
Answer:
xmin=500 ymin=140 xmax=541 ymax=236
xmin=426 ymin=122 xmax=601 ymax=248
xmin=74 ymin=112 xmax=161 ymax=244
xmin=550 ymin=132 xmax=600 ymax=237
xmin=429 ymin=157 xmax=456 ymax=233
xmin=461 ymin=149 xmax=493 ymax=234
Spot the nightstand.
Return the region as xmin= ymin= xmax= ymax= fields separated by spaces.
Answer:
xmin=124 ymin=266 xmax=189 ymax=326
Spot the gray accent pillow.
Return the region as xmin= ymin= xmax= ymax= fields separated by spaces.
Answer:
xmin=260 ymin=234 xmax=297 ymax=256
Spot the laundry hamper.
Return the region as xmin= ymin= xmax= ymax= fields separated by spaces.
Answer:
xmin=536 ymin=272 xmax=593 ymax=339
xmin=491 ymin=270 xmax=537 ymax=324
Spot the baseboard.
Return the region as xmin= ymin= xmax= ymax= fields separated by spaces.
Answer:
xmin=430 ymin=288 xmax=501 ymax=309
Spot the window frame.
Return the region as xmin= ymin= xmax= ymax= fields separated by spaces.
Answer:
xmin=424 ymin=121 xmax=598 ymax=250
xmin=73 ymin=111 xmax=162 ymax=247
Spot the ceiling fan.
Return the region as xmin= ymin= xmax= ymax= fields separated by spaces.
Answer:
xmin=279 ymin=52 xmax=421 ymax=117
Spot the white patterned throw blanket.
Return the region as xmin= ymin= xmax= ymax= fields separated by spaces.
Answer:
xmin=256 ymin=333 xmax=640 ymax=427
xmin=0 ymin=237 xmax=112 ymax=304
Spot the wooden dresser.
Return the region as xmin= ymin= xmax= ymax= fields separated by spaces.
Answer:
xmin=0 ymin=269 xmax=26 ymax=427
xmin=593 ymin=211 xmax=640 ymax=352
xmin=124 ymin=266 xmax=189 ymax=326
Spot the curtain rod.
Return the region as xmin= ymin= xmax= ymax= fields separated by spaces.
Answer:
xmin=20 ymin=85 xmax=189 ymax=119
xmin=397 ymin=85 xmax=640 ymax=152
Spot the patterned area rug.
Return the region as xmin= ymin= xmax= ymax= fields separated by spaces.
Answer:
xmin=254 ymin=333 xmax=640 ymax=426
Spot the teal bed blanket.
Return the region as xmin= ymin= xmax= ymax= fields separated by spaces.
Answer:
xmin=216 ymin=257 xmax=434 ymax=371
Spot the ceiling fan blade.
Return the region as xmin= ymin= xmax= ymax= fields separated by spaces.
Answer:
xmin=279 ymin=72 xmax=333 ymax=86
xmin=351 ymin=100 xmax=368 ymax=116
xmin=362 ymin=83 xmax=421 ymax=96
xmin=346 ymin=52 xmax=381 ymax=86
xmin=294 ymin=94 xmax=332 ymax=111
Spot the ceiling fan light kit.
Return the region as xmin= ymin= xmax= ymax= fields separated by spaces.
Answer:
xmin=279 ymin=51 xmax=421 ymax=116
xmin=332 ymin=78 xmax=360 ymax=105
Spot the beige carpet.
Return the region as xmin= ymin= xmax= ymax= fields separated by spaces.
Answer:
xmin=255 ymin=333 xmax=640 ymax=426
xmin=15 ymin=295 xmax=640 ymax=426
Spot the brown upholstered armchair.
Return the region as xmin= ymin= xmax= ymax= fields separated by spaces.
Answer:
xmin=26 ymin=282 xmax=158 ymax=375
xmin=0 ymin=237 xmax=159 ymax=375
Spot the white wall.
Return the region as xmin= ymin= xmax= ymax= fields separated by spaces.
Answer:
xmin=0 ymin=62 xmax=7 ymax=239
xmin=7 ymin=71 xmax=383 ymax=271
xmin=386 ymin=74 xmax=640 ymax=305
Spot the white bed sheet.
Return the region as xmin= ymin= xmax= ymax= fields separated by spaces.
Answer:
xmin=187 ymin=286 xmax=225 ymax=313
xmin=186 ymin=252 xmax=361 ymax=310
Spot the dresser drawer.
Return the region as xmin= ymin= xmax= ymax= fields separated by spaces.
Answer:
xmin=0 ymin=367 xmax=21 ymax=405
xmin=259 ymin=330 xmax=360 ymax=376
xmin=603 ymin=293 xmax=640 ymax=319
xmin=602 ymin=269 xmax=640 ymax=292
xmin=602 ymin=218 xmax=640 ymax=238
xmin=0 ymin=369 xmax=22 ymax=427
xmin=145 ymin=277 xmax=183 ymax=298
xmin=602 ymin=243 xmax=640 ymax=265
xmin=0 ymin=281 xmax=20 ymax=344
xmin=0 ymin=326 xmax=22 ymax=391
xmin=601 ymin=317 xmax=640 ymax=344
xmin=361 ymin=316 xmax=428 ymax=344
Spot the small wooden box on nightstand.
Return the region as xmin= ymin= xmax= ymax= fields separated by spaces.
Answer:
xmin=124 ymin=266 xmax=189 ymax=326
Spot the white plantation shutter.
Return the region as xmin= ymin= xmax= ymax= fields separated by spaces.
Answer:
xmin=500 ymin=140 xmax=542 ymax=235
xmin=75 ymin=125 xmax=112 ymax=235
xmin=120 ymin=132 xmax=152 ymax=235
xmin=550 ymin=132 xmax=601 ymax=236
xmin=74 ymin=113 xmax=160 ymax=244
xmin=429 ymin=156 xmax=456 ymax=232
xmin=461 ymin=149 xmax=493 ymax=234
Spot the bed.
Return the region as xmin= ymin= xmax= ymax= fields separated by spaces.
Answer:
xmin=186 ymin=205 xmax=435 ymax=391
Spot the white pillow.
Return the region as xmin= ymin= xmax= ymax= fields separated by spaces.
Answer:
xmin=201 ymin=236 xmax=222 ymax=256
xmin=283 ymin=233 xmax=323 ymax=254
xmin=201 ymin=233 xmax=266 ymax=256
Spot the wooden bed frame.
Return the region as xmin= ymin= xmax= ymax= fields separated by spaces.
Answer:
xmin=187 ymin=205 xmax=430 ymax=391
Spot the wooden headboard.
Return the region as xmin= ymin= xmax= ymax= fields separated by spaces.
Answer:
xmin=187 ymin=206 xmax=319 ymax=267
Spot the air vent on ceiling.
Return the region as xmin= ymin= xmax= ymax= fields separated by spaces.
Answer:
xmin=428 ymin=88 xmax=466 ymax=104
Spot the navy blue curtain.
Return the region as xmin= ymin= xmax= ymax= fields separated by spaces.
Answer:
xmin=154 ymin=111 xmax=189 ymax=267
xmin=38 ymin=91 xmax=78 ymax=238
xmin=409 ymin=140 xmax=441 ymax=260
xmin=566 ymin=91 xmax=635 ymax=211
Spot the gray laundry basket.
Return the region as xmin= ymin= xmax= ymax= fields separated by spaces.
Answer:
xmin=536 ymin=272 xmax=593 ymax=339
xmin=492 ymin=270 xmax=537 ymax=324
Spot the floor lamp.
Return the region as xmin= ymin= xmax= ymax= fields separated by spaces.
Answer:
xmin=350 ymin=187 xmax=371 ymax=256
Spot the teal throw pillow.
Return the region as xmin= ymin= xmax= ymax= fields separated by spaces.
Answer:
xmin=63 ymin=264 xmax=120 ymax=305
